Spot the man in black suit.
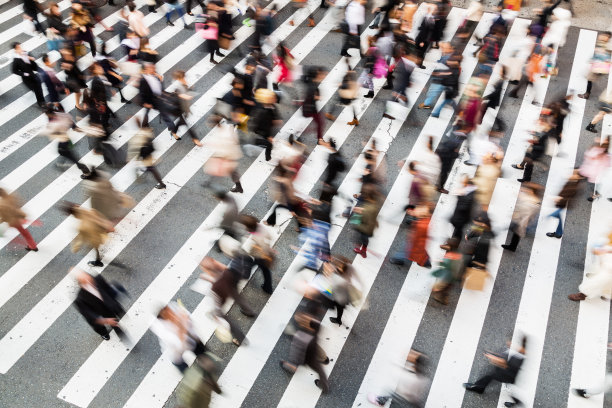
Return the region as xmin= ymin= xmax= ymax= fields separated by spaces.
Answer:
xmin=139 ymin=62 xmax=180 ymax=139
xmin=40 ymin=53 xmax=67 ymax=110
xmin=73 ymin=270 xmax=126 ymax=341
xmin=11 ymin=42 xmax=46 ymax=108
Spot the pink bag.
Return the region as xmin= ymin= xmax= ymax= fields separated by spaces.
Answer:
xmin=196 ymin=17 xmax=218 ymax=40
xmin=373 ymin=57 xmax=388 ymax=79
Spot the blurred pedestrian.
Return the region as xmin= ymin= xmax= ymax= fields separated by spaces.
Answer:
xmin=63 ymin=203 xmax=114 ymax=267
xmin=11 ymin=42 xmax=45 ymax=108
xmin=0 ymin=188 xmax=39 ymax=251
xmin=546 ymin=169 xmax=580 ymax=238
xmin=502 ymin=183 xmax=542 ymax=252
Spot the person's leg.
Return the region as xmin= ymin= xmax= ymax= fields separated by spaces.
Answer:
xmin=254 ymin=257 xmax=273 ymax=293
xmin=92 ymin=323 xmax=110 ymax=338
xmin=57 ymin=141 xmax=90 ymax=174
xmin=502 ymin=232 xmax=521 ymax=251
xmin=422 ymin=83 xmax=444 ymax=108
xmin=313 ymin=111 xmax=324 ymax=140
xmin=266 ymin=204 xmax=281 ymax=226
xmin=256 ymin=137 xmax=273 ymax=161
xmin=230 ymin=170 xmax=243 ymax=193
xmin=146 ymin=166 xmax=166 ymax=188
xmin=438 ymin=161 xmax=453 ymax=191
xmin=229 ymin=283 xmax=255 ymax=316
xmin=14 ymin=224 xmax=38 ymax=250
xmin=309 ymin=358 xmax=330 ymax=392
xmin=519 ymin=160 xmax=533 ymax=182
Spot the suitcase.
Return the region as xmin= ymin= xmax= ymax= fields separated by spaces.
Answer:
xmin=102 ymin=142 xmax=126 ymax=168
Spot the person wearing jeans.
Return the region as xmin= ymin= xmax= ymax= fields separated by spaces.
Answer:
xmin=546 ymin=170 xmax=580 ymax=238
xmin=164 ymin=0 xmax=189 ymax=27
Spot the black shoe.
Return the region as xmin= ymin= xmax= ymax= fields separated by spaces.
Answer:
xmin=148 ymin=6 xmax=157 ymax=12
xmin=464 ymin=160 xmax=475 ymax=166
xmin=155 ymin=183 xmax=167 ymax=189
xmin=230 ymin=183 xmax=243 ymax=193
xmin=511 ymin=164 xmax=524 ymax=170
xmin=463 ymin=383 xmax=485 ymax=394
xmin=517 ymin=178 xmax=528 ymax=182
xmin=184 ymin=24 xmax=193 ymax=30
xmin=546 ymin=232 xmax=562 ymax=238
xmin=501 ymin=244 xmax=516 ymax=252
xmin=88 ymin=260 xmax=104 ymax=267
xmin=80 ymin=173 xmax=92 ymax=179
xmin=572 ymin=388 xmax=588 ymax=398
xmin=216 ymin=51 xmax=225 ymax=57
xmin=508 ymin=93 xmax=518 ymax=98
xmin=240 ymin=308 xmax=256 ymax=317
xmin=586 ymin=123 xmax=597 ymax=133
xmin=166 ymin=20 xmax=174 ymax=26
xmin=210 ymin=58 xmax=218 ymax=64
xmin=504 ymin=402 xmax=517 ymax=407
xmin=101 ymin=334 xmax=111 ymax=340
xmin=340 ymin=52 xmax=349 ymax=57
xmin=261 ymin=284 xmax=273 ymax=295
xmin=382 ymin=83 xmax=393 ymax=90
xmin=329 ymin=317 xmax=342 ymax=326
xmin=389 ymin=257 xmax=405 ymax=265
xmin=187 ymin=11 xmax=194 ymax=15
xmin=365 ymin=91 xmax=374 ymax=98
xmin=322 ymin=356 xmax=330 ymax=365
xmin=369 ymin=24 xmax=378 ymax=29
xmin=26 ymin=247 xmax=39 ymax=252
xmin=121 ymin=98 xmax=132 ymax=104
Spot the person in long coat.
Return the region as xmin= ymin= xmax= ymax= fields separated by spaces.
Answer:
xmin=501 ymin=183 xmax=542 ymax=252
xmin=73 ymin=270 xmax=125 ymax=341
xmin=442 ymin=175 xmax=476 ymax=247
xmin=0 ymin=188 xmax=38 ymax=251
xmin=408 ymin=206 xmax=432 ymax=267
xmin=63 ymin=203 xmax=114 ymax=267
xmin=83 ymin=170 xmax=129 ymax=223
xmin=568 ymin=232 xmax=612 ymax=302
xmin=473 ymin=152 xmax=502 ymax=211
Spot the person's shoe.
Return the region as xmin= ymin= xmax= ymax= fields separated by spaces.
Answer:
xmin=504 ymin=402 xmax=517 ymax=407
xmin=517 ymin=178 xmax=529 ymax=183
xmin=322 ymin=356 xmax=330 ymax=365
xmin=464 ymin=160 xmax=475 ymax=166
xmin=210 ymin=58 xmax=218 ymax=64
xmin=585 ymin=123 xmax=597 ymax=133
xmin=289 ymin=19 xmax=294 ymax=26
xmin=88 ymin=260 xmax=104 ymax=267
xmin=184 ymin=24 xmax=193 ymax=30
xmin=80 ymin=173 xmax=92 ymax=179
xmin=431 ymin=113 xmax=439 ymax=118
xmin=261 ymin=284 xmax=273 ymax=295
xmin=101 ymin=333 xmax=111 ymax=341
xmin=546 ymin=232 xmax=562 ymax=238
xmin=502 ymin=244 xmax=516 ymax=252
xmin=187 ymin=11 xmax=194 ymax=15
xmin=240 ymin=308 xmax=256 ymax=317
xmin=340 ymin=51 xmax=350 ymax=57
xmin=121 ymin=98 xmax=132 ymax=104
xmin=440 ymin=243 xmax=451 ymax=251
xmin=26 ymin=247 xmax=39 ymax=252
xmin=353 ymin=246 xmax=366 ymax=258
xmin=572 ymin=388 xmax=589 ymax=398
xmin=463 ymin=383 xmax=485 ymax=394
xmin=389 ymin=257 xmax=405 ymax=265
xmin=216 ymin=51 xmax=225 ymax=57
xmin=437 ymin=187 xmax=449 ymax=194
xmin=508 ymin=92 xmax=518 ymax=98
xmin=418 ymin=103 xmax=431 ymax=109
xmin=329 ymin=316 xmax=342 ymax=326
xmin=568 ymin=292 xmax=587 ymax=301
xmin=166 ymin=20 xmax=174 ymax=26
xmin=308 ymin=18 xmax=315 ymax=27
xmin=433 ymin=292 xmax=449 ymax=305
xmin=192 ymin=138 xmax=203 ymax=147
xmin=382 ymin=83 xmax=393 ymax=90
xmin=578 ymin=92 xmax=590 ymax=100
xmin=511 ymin=164 xmax=524 ymax=170
xmin=347 ymin=118 xmax=359 ymax=126
xmin=171 ymin=132 xmax=181 ymax=140
xmin=367 ymin=394 xmax=386 ymax=407
xmin=155 ymin=183 xmax=167 ymax=189
xmin=324 ymin=112 xmax=336 ymax=121
xmin=365 ymin=90 xmax=374 ymax=98
xmin=230 ymin=183 xmax=243 ymax=193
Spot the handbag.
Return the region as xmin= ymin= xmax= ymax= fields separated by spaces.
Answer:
xmin=218 ymin=34 xmax=231 ymax=50
xmin=196 ymin=15 xmax=218 ymax=40
xmin=463 ymin=267 xmax=489 ymax=291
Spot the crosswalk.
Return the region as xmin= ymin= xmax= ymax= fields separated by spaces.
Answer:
xmin=0 ymin=2 xmax=610 ymax=408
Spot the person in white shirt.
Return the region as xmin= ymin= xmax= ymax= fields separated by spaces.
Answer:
xmin=340 ymin=0 xmax=365 ymax=57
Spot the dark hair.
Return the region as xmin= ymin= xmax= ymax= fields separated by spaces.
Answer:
xmin=329 ymin=139 xmax=337 ymax=150
xmin=213 ymin=190 xmax=228 ymax=200
xmin=128 ymin=2 xmax=136 ymax=11
xmin=240 ymin=215 xmax=259 ymax=232
xmin=42 ymin=53 xmax=50 ymax=64
xmin=408 ymin=161 xmax=417 ymax=172
xmin=11 ymin=42 xmax=20 ymax=50
xmin=60 ymin=201 xmax=78 ymax=216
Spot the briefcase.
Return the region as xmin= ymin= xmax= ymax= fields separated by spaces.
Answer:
xmin=463 ymin=267 xmax=489 ymax=291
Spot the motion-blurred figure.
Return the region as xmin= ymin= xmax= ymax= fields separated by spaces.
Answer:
xmin=73 ymin=269 xmax=126 ymax=341
xmin=367 ymin=349 xmax=429 ymax=407
xmin=568 ymin=231 xmax=612 ymax=302
xmin=464 ymin=335 xmax=528 ymax=407
xmin=0 ymin=188 xmax=39 ymax=251
xmin=151 ymin=302 xmax=207 ymax=372
xmin=62 ymin=203 xmax=114 ymax=267
xmin=176 ymin=353 xmax=223 ymax=408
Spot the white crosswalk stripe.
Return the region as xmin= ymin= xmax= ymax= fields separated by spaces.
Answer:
xmin=0 ymin=4 xmax=610 ymax=408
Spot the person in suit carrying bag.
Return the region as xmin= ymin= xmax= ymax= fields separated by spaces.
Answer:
xmin=73 ymin=270 xmax=127 ymax=341
xmin=11 ymin=42 xmax=46 ymax=108
xmin=139 ymin=63 xmax=181 ymax=140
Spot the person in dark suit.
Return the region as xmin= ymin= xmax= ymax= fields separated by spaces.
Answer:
xmin=23 ymin=0 xmax=44 ymax=34
xmin=40 ymin=53 xmax=67 ymax=110
xmin=73 ymin=270 xmax=126 ymax=341
xmin=139 ymin=63 xmax=180 ymax=139
xmin=90 ymin=62 xmax=115 ymax=134
xmin=11 ymin=42 xmax=46 ymax=108
xmin=441 ymin=175 xmax=476 ymax=248
xmin=464 ymin=335 xmax=528 ymax=407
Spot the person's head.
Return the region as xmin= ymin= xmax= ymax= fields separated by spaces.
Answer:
xmin=91 ymin=62 xmax=104 ymax=76
xmin=0 ymin=187 xmax=8 ymax=199
xmin=408 ymin=161 xmax=418 ymax=174
xmin=75 ymin=270 xmax=95 ymax=287
xmin=12 ymin=42 xmax=22 ymax=53
xmin=139 ymin=37 xmax=150 ymax=50
xmin=60 ymin=201 xmax=79 ymax=217
xmin=172 ymin=70 xmax=186 ymax=81
xmin=143 ymin=62 xmax=155 ymax=75
xmin=240 ymin=215 xmax=259 ymax=233
xmin=42 ymin=53 xmax=53 ymax=68
xmin=128 ymin=2 xmax=137 ymax=11
xmin=49 ymin=2 xmax=61 ymax=15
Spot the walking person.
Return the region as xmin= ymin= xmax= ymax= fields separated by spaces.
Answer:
xmin=62 ymin=202 xmax=115 ymax=267
xmin=325 ymin=59 xmax=360 ymax=125
xmin=60 ymin=46 xmax=88 ymax=110
xmin=23 ymin=0 xmax=45 ymax=34
xmin=578 ymin=138 xmax=610 ymax=202
xmin=585 ymin=86 xmax=612 ymax=134
xmin=242 ymin=215 xmax=275 ymax=294
xmin=501 ymin=183 xmax=542 ymax=251
xmin=442 ymin=175 xmax=477 ymax=246
xmin=176 ymin=353 xmax=222 ymax=408
xmin=40 ymin=108 xmax=92 ymax=178
xmin=301 ymin=66 xmax=326 ymax=142
xmin=464 ymin=335 xmax=528 ymax=407
xmin=139 ymin=63 xmax=182 ymax=140
xmin=568 ymin=232 xmax=612 ymax=302
xmin=352 ymin=184 xmax=382 ymax=258
xmin=127 ymin=120 xmax=167 ymax=189
xmin=164 ymin=0 xmax=191 ymax=28
xmin=340 ymin=0 xmax=365 ymax=57
xmin=545 ymin=170 xmax=580 ymax=238
xmin=172 ymin=70 xmax=203 ymax=146
xmin=11 ymin=42 xmax=46 ymax=108
xmin=202 ymin=115 xmax=244 ymax=193
xmin=40 ymin=53 xmax=67 ymax=110
xmin=0 ymin=189 xmax=39 ymax=252
xmin=73 ymin=270 xmax=127 ymax=341
xmin=250 ymin=88 xmax=283 ymax=161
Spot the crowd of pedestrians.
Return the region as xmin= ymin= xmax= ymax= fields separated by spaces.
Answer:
xmin=1 ymin=0 xmax=611 ymax=405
